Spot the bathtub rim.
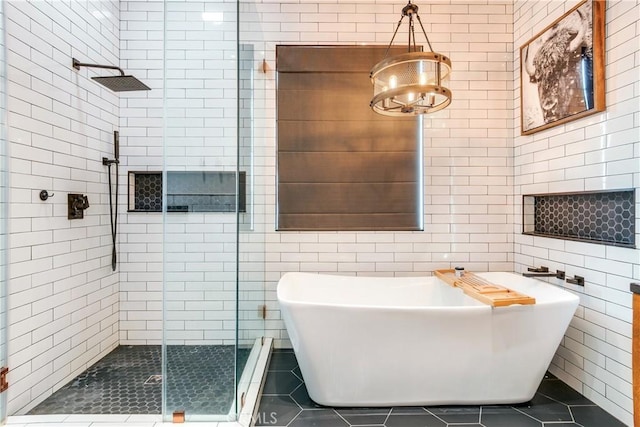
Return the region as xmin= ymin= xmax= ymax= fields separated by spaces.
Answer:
xmin=277 ymin=271 xmax=579 ymax=310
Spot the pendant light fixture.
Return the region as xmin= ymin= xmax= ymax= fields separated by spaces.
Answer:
xmin=370 ymin=1 xmax=452 ymax=116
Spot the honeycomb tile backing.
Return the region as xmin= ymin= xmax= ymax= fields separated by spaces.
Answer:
xmin=533 ymin=191 xmax=635 ymax=247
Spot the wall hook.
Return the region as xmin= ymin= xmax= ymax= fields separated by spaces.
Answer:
xmin=261 ymin=59 xmax=268 ymax=74
xmin=39 ymin=190 xmax=54 ymax=201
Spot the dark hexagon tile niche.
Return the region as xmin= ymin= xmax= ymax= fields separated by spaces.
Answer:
xmin=257 ymin=349 xmax=628 ymax=427
xmin=533 ymin=191 xmax=635 ymax=247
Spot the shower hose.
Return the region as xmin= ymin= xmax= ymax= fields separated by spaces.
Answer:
xmin=106 ymin=161 xmax=118 ymax=271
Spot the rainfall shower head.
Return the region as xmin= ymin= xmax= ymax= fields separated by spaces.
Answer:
xmin=92 ymin=75 xmax=151 ymax=92
xmin=72 ymin=58 xmax=151 ymax=92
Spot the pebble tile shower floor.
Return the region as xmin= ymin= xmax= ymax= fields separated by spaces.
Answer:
xmin=256 ymin=350 xmax=627 ymax=427
xmin=28 ymin=345 xmax=250 ymax=415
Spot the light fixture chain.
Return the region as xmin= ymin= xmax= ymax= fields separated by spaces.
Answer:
xmin=383 ymin=16 xmax=407 ymax=59
xmin=414 ymin=14 xmax=434 ymax=52
xmin=409 ymin=14 xmax=416 ymax=52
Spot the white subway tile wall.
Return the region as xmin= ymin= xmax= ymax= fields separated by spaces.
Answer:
xmin=120 ymin=0 xmax=263 ymax=347
xmin=5 ymin=0 xmax=123 ymax=415
xmin=120 ymin=0 xmax=515 ymax=351
xmin=118 ymin=0 xmax=163 ymax=347
xmin=3 ymin=0 xmax=637 ymax=424
xmin=120 ymin=1 xmax=513 ymax=346
xmin=244 ymin=0 xmax=516 ymax=342
xmin=514 ymin=0 xmax=639 ymax=425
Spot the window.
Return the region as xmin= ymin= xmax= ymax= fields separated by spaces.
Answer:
xmin=276 ymin=45 xmax=422 ymax=231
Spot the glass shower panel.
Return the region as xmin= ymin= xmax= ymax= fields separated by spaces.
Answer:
xmin=235 ymin=39 xmax=266 ymax=414
xmin=162 ymin=0 xmax=265 ymax=421
xmin=237 ymin=0 xmax=269 ymax=371
xmin=162 ymin=0 xmax=241 ymax=421
xmin=0 ymin=1 xmax=7 ymax=421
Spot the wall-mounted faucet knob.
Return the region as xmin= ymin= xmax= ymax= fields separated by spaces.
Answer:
xmin=527 ymin=266 xmax=549 ymax=273
xmin=566 ymin=275 xmax=585 ymax=286
xmin=68 ymin=194 xmax=90 ymax=220
xmin=522 ymin=269 xmax=565 ymax=280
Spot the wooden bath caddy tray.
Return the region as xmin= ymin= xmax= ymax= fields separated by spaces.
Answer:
xmin=434 ymin=269 xmax=536 ymax=307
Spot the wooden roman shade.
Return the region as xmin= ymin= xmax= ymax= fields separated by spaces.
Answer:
xmin=276 ymin=45 xmax=421 ymax=231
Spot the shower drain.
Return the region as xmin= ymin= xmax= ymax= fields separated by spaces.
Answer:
xmin=144 ymin=375 xmax=162 ymax=385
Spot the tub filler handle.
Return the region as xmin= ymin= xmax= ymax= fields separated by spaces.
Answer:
xmin=566 ymin=275 xmax=585 ymax=286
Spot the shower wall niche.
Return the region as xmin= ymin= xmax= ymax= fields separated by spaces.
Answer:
xmin=128 ymin=171 xmax=246 ymax=213
xmin=523 ymin=190 xmax=635 ymax=248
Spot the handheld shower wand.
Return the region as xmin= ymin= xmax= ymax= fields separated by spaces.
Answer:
xmin=104 ymin=131 xmax=120 ymax=271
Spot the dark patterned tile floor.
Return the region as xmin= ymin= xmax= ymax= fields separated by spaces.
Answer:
xmin=256 ymin=350 xmax=627 ymax=427
xmin=28 ymin=345 xmax=250 ymax=415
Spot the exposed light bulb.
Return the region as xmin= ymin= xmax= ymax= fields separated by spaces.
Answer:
xmin=408 ymin=92 xmax=415 ymax=102
xmin=389 ymin=75 xmax=398 ymax=89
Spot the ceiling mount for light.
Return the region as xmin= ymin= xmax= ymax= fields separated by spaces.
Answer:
xmin=370 ymin=1 xmax=452 ymax=116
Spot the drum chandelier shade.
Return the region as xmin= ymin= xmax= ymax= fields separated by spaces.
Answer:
xmin=370 ymin=1 xmax=452 ymax=116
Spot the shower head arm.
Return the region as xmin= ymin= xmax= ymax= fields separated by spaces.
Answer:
xmin=72 ymin=58 xmax=125 ymax=76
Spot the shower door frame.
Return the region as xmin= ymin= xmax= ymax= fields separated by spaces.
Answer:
xmin=0 ymin=0 xmax=8 ymax=421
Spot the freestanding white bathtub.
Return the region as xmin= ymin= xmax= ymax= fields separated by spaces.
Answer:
xmin=277 ymin=271 xmax=579 ymax=407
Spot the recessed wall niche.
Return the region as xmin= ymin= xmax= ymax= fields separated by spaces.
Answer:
xmin=129 ymin=172 xmax=162 ymax=212
xmin=523 ymin=190 xmax=635 ymax=248
xmin=128 ymin=171 xmax=246 ymax=213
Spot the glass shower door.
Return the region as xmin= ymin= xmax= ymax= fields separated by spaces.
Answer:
xmin=161 ymin=0 xmax=264 ymax=421
xmin=235 ymin=39 xmax=267 ymax=417
xmin=161 ymin=0 xmax=241 ymax=410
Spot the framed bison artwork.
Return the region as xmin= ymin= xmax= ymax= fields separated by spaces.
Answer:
xmin=520 ymin=0 xmax=605 ymax=135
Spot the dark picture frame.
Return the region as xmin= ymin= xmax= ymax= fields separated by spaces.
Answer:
xmin=520 ymin=0 xmax=605 ymax=135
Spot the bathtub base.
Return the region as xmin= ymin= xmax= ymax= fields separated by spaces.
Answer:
xmin=297 ymin=328 xmax=548 ymax=407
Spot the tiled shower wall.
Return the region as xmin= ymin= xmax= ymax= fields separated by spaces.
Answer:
xmin=4 ymin=0 xmax=122 ymax=414
xmin=118 ymin=0 xmax=163 ymax=344
xmin=118 ymin=0 xmax=252 ymax=345
xmin=513 ymin=0 xmax=639 ymax=425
